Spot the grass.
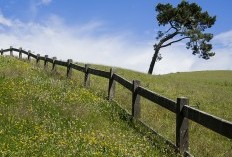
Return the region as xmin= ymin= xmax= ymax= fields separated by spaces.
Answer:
xmin=0 ymin=56 xmax=172 ymax=156
xmin=87 ymin=64 xmax=232 ymax=157
xmin=1 ymin=55 xmax=232 ymax=156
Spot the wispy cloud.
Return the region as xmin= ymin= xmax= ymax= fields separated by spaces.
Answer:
xmin=0 ymin=13 xmax=231 ymax=74
xmin=213 ymin=30 xmax=232 ymax=48
xmin=29 ymin=0 xmax=52 ymax=19
xmin=41 ymin=0 xmax=52 ymax=5
xmin=0 ymin=13 xmax=13 ymax=26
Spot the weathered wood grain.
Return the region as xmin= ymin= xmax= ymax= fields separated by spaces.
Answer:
xmin=84 ymin=64 xmax=91 ymax=87
xmin=137 ymin=86 xmax=176 ymax=113
xmin=183 ymin=106 xmax=232 ymax=139
xmin=108 ymin=68 xmax=116 ymax=101
xmin=176 ymin=98 xmax=189 ymax=154
xmin=132 ymin=80 xmax=141 ymax=119
xmin=113 ymin=74 xmax=133 ymax=91
xmin=67 ymin=59 xmax=73 ymax=78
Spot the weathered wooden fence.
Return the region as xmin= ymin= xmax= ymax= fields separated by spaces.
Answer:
xmin=1 ymin=46 xmax=232 ymax=156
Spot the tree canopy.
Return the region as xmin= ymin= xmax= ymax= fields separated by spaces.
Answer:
xmin=148 ymin=1 xmax=216 ymax=74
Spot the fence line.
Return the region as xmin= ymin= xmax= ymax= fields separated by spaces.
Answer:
xmin=1 ymin=47 xmax=232 ymax=156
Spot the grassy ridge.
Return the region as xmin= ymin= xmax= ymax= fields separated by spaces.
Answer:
xmin=46 ymin=60 xmax=232 ymax=157
xmin=88 ymin=65 xmax=232 ymax=157
xmin=91 ymin=64 xmax=232 ymax=121
xmin=0 ymin=56 xmax=171 ymax=156
xmin=1 ymin=55 xmax=231 ymax=156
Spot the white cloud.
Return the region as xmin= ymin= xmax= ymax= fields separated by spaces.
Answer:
xmin=0 ymin=13 xmax=232 ymax=75
xmin=0 ymin=14 xmax=153 ymax=72
xmin=213 ymin=30 xmax=232 ymax=49
xmin=41 ymin=0 xmax=52 ymax=5
xmin=0 ymin=13 xmax=13 ymax=26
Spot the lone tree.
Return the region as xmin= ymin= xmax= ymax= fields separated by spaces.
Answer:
xmin=148 ymin=1 xmax=216 ymax=74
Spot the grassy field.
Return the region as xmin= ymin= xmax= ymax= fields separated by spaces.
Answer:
xmin=0 ymin=56 xmax=172 ymax=156
xmin=0 ymin=55 xmax=231 ymax=156
xmin=86 ymin=64 xmax=232 ymax=157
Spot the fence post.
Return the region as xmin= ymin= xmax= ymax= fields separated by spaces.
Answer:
xmin=19 ymin=47 xmax=22 ymax=59
xmin=10 ymin=46 xmax=13 ymax=56
xmin=176 ymin=97 xmax=189 ymax=155
xmin=52 ymin=57 xmax=57 ymax=72
xmin=132 ymin=80 xmax=141 ymax=119
xmin=108 ymin=68 xmax=116 ymax=101
xmin=67 ymin=59 xmax=73 ymax=78
xmin=36 ymin=54 xmax=40 ymax=67
xmin=1 ymin=49 xmax=3 ymax=55
xmin=84 ymin=64 xmax=91 ymax=87
xmin=44 ymin=55 xmax=48 ymax=70
xmin=27 ymin=50 xmax=31 ymax=62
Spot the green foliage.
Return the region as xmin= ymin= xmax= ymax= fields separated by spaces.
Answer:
xmin=155 ymin=1 xmax=216 ymax=59
xmin=148 ymin=1 xmax=216 ymax=74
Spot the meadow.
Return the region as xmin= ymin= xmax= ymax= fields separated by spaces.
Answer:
xmin=83 ymin=64 xmax=232 ymax=157
xmin=0 ymin=56 xmax=172 ymax=156
xmin=0 ymin=55 xmax=231 ymax=156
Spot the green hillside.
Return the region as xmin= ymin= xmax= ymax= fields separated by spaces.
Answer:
xmin=86 ymin=65 xmax=232 ymax=157
xmin=0 ymin=55 xmax=231 ymax=157
xmin=0 ymin=56 xmax=171 ymax=156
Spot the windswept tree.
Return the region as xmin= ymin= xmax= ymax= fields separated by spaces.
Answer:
xmin=148 ymin=1 xmax=216 ymax=74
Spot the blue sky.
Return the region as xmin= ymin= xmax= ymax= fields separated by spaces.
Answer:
xmin=0 ymin=0 xmax=232 ymax=74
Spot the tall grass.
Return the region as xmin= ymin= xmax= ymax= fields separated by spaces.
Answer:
xmin=1 ymin=55 xmax=231 ymax=156
xmin=89 ymin=65 xmax=232 ymax=157
xmin=0 ymin=56 xmax=172 ymax=156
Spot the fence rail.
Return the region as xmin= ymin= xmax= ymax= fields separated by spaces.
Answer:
xmin=30 ymin=53 xmax=37 ymax=59
xmin=183 ymin=106 xmax=232 ymax=138
xmin=137 ymin=86 xmax=176 ymax=113
xmin=88 ymin=68 xmax=110 ymax=79
xmin=114 ymin=74 xmax=133 ymax=91
xmin=1 ymin=47 xmax=232 ymax=156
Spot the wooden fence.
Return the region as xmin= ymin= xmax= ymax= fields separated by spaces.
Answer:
xmin=1 ymin=46 xmax=232 ymax=156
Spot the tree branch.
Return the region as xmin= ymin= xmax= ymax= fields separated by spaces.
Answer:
xmin=157 ymin=26 xmax=178 ymax=40
xmin=159 ymin=31 xmax=180 ymax=46
xmin=160 ymin=37 xmax=190 ymax=48
xmin=169 ymin=21 xmax=178 ymax=31
xmin=164 ymin=27 xmax=173 ymax=34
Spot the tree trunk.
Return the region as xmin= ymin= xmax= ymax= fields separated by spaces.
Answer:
xmin=148 ymin=46 xmax=160 ymax=74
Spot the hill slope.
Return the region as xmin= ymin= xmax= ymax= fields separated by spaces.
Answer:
xmin=88 ymin=64 xmax=232 ymax=157
xmin=0 ymin=56 xmax=170 ymax=156
xmin=1 ymin=55 xmax=231 ymax=157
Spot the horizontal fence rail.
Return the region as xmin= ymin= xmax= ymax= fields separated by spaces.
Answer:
xmin=30 ymin=53 xmax=37 ymax=59
xmin=55 ymin=60 xmax=68 ymax=67
xmin=183 ymin=106 xmax=232 ymax=139
xmin=70 ymin=63 xmax=85 ymax=72
xmin=46 ymin=57 xmax=53 ymax=64
xmin=88 ymin=67 xmax=110 ymax=79
xmin=1 ymin=47 xmax=232 ymax=156
xmin=113 ymin=74 xmax=133 ymax=91
xmin=137 ymin=86 xmax=176 ymax=113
